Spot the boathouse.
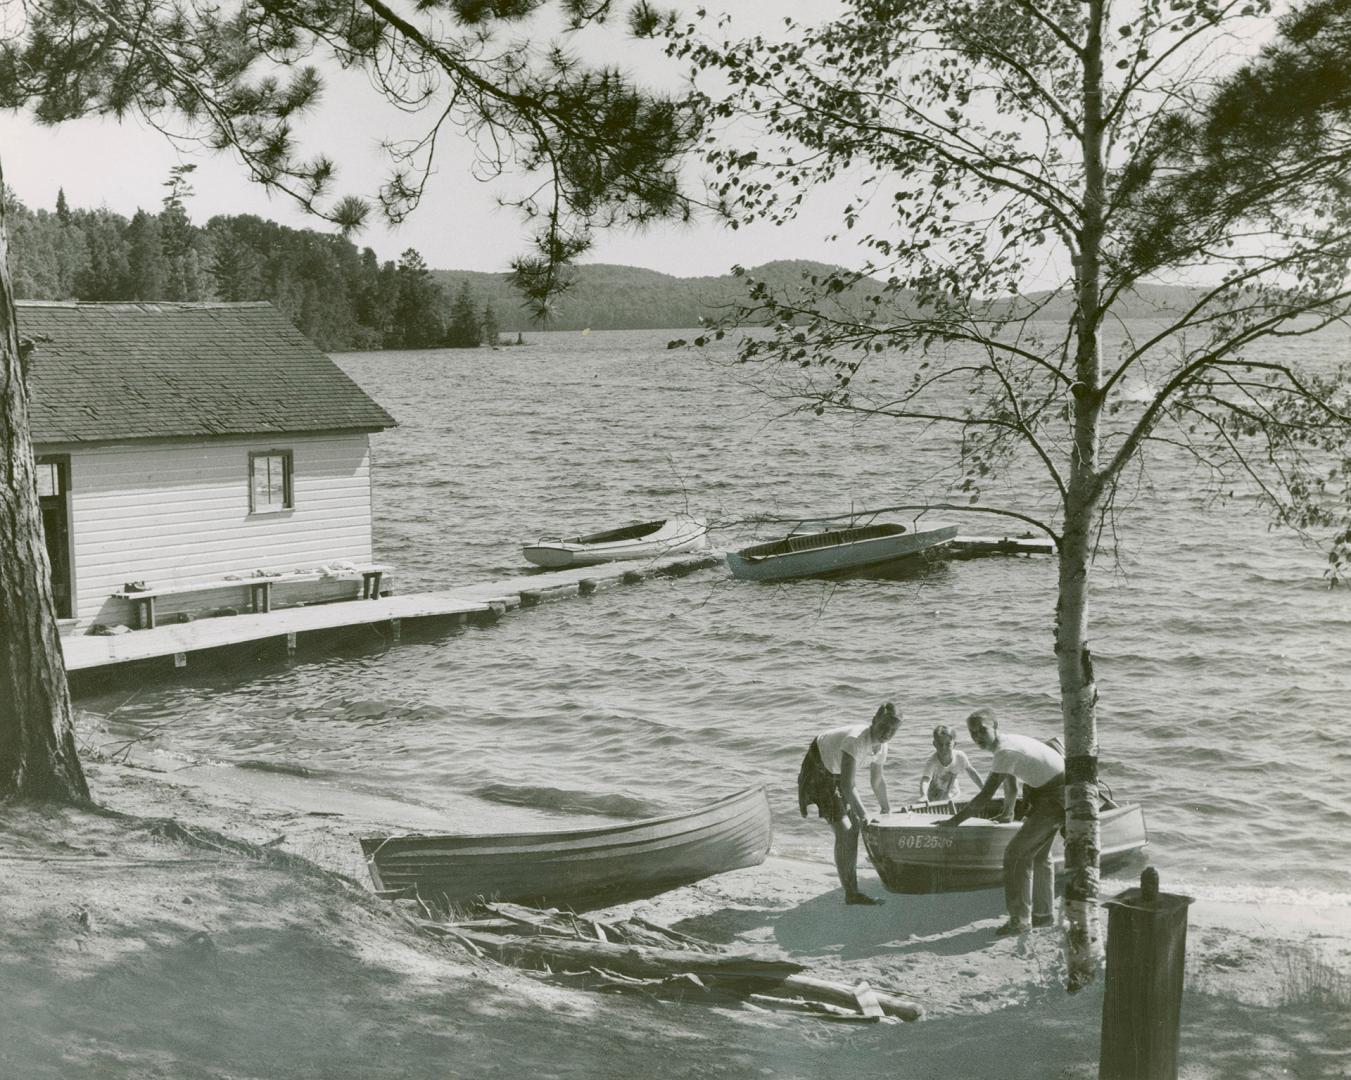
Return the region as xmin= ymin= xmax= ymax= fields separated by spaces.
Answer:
xmin=21 ymin=301 xmax=397 ymax=633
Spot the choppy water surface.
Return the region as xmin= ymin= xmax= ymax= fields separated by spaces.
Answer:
xmin=77 ymin=328 xmax=1351 ymax=898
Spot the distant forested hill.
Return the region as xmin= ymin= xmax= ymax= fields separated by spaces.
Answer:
xmin=7 ymin=181 xmax=1205 ymax=347
xmin=434 ymin=263 xmax=1208 ymax=332
xmin=429 ymin=260 xmax=874 ymax=332
xmin=6 ymin=178 xmax=861 ymax=343
xmin=988 ymin=284 xmax=1209 ymax=322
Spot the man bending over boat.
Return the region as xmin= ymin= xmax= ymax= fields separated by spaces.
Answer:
xmin=938 ymin=708 xmax=1065 ymax=936
xmin=797 ymin=702 xmax=900 ymax=906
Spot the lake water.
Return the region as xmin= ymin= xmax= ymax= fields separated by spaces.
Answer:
xmin=76 ymin=327 xmax=1351 ymax=903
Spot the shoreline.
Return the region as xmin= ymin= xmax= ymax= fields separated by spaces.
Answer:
xmin=2 ymin=753 xmax=1347 ymax=1078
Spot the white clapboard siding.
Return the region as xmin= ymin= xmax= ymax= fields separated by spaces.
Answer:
xmin=59 ymin=432 xmax=378 ymax=624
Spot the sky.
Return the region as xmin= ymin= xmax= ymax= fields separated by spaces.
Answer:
xmin=0 ymin=1 xmax=856 ymax=280
xmin=0 ymin=1 xmax=1283 ymax=282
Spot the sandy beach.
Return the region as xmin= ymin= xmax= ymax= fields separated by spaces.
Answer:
xmin=2 ymin=753 xmax=1347 ymax=1080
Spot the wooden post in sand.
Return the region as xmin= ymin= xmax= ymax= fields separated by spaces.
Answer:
xmin=1099 ymin=867 xmax=1193 ymax=1080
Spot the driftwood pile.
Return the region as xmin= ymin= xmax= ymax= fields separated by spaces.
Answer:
xmin=410 ymin=901 xmax=923 ymax=1024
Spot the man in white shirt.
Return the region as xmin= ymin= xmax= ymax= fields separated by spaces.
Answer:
xmin=939 ymin=707 xmax=1066 ymax=935
xmin=797 ymin=701 xmax=900 ymax=905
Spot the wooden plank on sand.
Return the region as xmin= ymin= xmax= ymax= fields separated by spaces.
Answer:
xmin=454 ymin=929 xmax=804 ymax=982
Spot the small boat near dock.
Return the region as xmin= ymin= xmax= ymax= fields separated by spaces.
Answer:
xmin=360 ymin=785 xmax=773 ymax=911
xmin=523 ymin=514 xmax=708 ymax=569
xmin=726 ymin=522 xmax=959 ymax=582
xmin=863 ymin=794 xmax=1147 ymax=894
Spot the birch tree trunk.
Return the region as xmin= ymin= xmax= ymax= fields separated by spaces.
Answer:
xmin=1060 ymin=0 xmax=1107 ymax=991
xmin=1058 ymin=487 xmax=1103 ymax=990
xmin=0 ymin=157 xmax=90 ymax=802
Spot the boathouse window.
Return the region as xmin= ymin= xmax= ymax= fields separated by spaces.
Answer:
xmin=249 ymin=450 xmax=293 ymax=513
xmin=35 ymin=460 xmax=62 ymax=498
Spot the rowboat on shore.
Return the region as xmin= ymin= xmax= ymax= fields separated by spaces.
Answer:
xmin=726 ymin=522 xmax=959 ymax=582
xmin=360 ymin=785 xmax=773 ymax=912
xmin=862 ymin=794 xmax=1147 ymax=894
xmin=522 ymin=514 xmax=707 ymax=568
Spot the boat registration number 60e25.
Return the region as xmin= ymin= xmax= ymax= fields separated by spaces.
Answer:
xmin=889 ymin=833 xmax=956 ymax=849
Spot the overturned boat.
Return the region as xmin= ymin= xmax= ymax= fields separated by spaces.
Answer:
xmin=360 ymin=785 xmax=773 ymax=912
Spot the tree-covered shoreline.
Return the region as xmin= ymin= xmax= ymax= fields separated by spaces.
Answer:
xmin=5 ymin=178 xmax=502 ymax=352
xmin=8 ymin=181 xmax=1219 ymax=348
xmin=4 ymin=181 xmax=808 ymax=340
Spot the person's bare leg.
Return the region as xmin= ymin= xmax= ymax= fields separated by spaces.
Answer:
xmin=832 ymin=817 xmax=882 ymax=904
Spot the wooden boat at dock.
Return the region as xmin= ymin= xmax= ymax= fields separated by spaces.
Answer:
xmin=862 ymin=794 xmax=1147 ymax=894
xmin=523 ymin=514 xmax=707 ymax=569
xmin=726 ymin=523 xmax=959 ymax=582
xmin=360 ymin=785 xmax=773 ymax=911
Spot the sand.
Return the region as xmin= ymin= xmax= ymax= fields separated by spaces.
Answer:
xmin=1 ymin=754 xmax=1347 ymax=1079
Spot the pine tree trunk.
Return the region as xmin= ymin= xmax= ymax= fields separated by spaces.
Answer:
xmin=0 ymin=159 xmax=90 ymax=802
xmin=1061 ymin=0 xmax=1106 ymax=992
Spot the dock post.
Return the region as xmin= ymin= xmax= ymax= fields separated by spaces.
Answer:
xmin=172 ymin=652 xmax=187 ymax=669
xmin=286 ymin=632 xmax=297 ymax=658
xmin=1099 ymin=867 xmax=1193 ymax=1080
xmin=391 ymin=618 xmax=401 ymax=641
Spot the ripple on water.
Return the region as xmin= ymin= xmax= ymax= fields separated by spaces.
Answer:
xmin=470 ymin=783 xmax=664 ymax=820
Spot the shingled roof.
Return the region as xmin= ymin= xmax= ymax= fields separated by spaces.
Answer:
xmin=20 ymin=301 xmax=397 ymax=444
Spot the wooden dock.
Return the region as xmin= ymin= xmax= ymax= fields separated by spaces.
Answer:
xmin=948 ymin=535 xmax=1056 ymax=559
xmin=61 ymin=540 xmax=1047 ymax=681
xmin=63 ymin=552 xmax=723 ymax=678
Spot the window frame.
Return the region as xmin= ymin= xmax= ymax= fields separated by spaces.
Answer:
xmin=35 ymin=456 xmax=67 ymax=499
xmin=248 ymin=449 xmax=294 ymax=515
xmin=35 ymin=454 xmax=75 ymax=619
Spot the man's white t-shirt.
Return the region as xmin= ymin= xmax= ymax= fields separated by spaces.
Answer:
xmin=991 ymin=733 xmax=1063 ymax=788
xmin=816 ymin=724 xmax=888 ymax=775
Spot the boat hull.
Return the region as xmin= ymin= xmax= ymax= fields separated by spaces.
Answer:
xmin=523 ymin=515 xmax=708 ymax=568
xmin=726 ymin=524 xmax=959 ymax=582
xmin=360 ymin=785 xmax=773 ymax=912
xmin=863 ymin=800 xmax=1148 ymax=894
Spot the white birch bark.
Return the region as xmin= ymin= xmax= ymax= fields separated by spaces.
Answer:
xmin=1061 ymin=0 xmax=1107 ymax=990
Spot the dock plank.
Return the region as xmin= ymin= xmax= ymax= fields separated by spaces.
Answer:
xmin=62 ymin=593 xmax=490 ymax=672
xmin=948 ymin=535 xmax=1055 ymax=558
xmin=62 ymin=552 xmax=724 ymax=675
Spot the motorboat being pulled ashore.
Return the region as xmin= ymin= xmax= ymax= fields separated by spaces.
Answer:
xmin=863 ymin=791 xmax=1148 ymax=894
xmin=522 ymin=513 xmax=708 ymax=569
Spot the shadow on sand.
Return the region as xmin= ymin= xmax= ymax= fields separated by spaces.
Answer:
xmin=673 ymin=872 xmax=1012 ymax=962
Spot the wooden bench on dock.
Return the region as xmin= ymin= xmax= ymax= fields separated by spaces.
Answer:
xmin=112 ymin=564 xmax=391 ymax=630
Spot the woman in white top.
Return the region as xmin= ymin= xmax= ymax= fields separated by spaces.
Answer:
xmin=797 ymin=701 xmax=900 ymax=905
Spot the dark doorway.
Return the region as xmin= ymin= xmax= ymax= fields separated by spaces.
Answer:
xmin=36 ymin=456 xmax=73 ymax=619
